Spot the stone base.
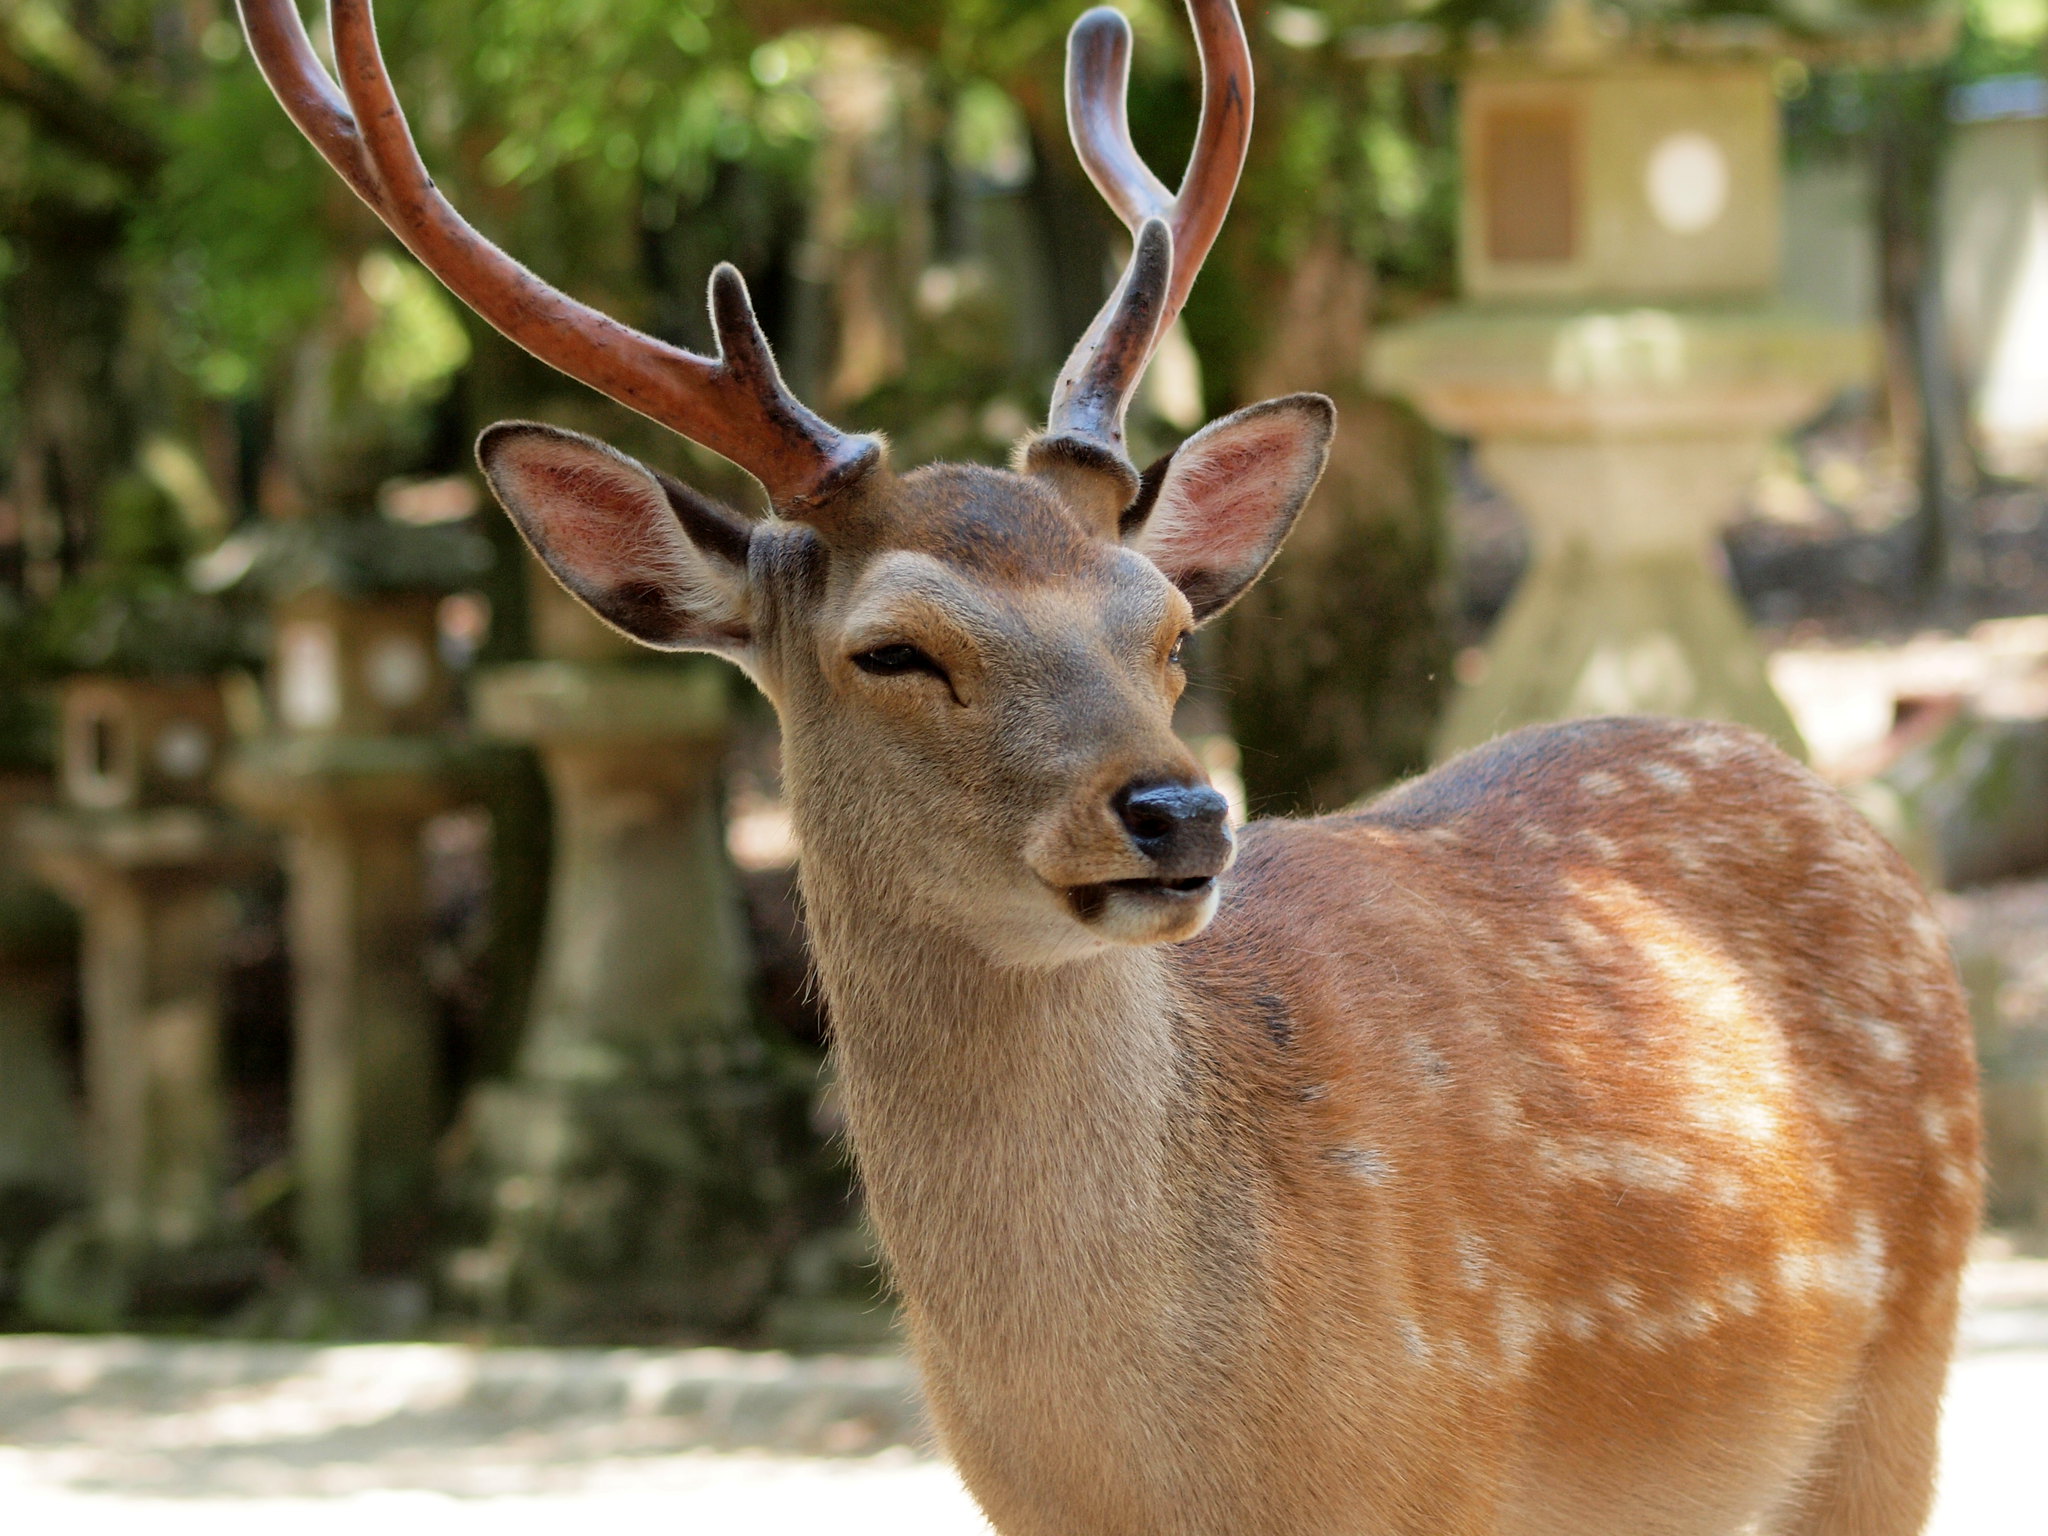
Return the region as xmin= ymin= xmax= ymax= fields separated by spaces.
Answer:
xmin=1436 ymin=543 xmax=1805 ymax=760
xmin=453 ymin=1065 xmax=815 ymax=1339
xmin=19 ymin=1216 xmax=266 ymax=1330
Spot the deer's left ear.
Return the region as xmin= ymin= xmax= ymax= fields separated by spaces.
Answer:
xmin=1123 ymin=393 xmax=1334 ymax=623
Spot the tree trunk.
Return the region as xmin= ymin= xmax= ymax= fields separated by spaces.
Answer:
xmin=1873 ymin=63 xmax=1976 ymax=604
xmin=1211 ymin=238 xmax=1451 ymax=815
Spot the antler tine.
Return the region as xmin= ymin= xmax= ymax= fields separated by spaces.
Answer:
xmin=1045 ymin=217 xmax=1172 ymax=461
xmin=237 ymin=0 xmax=873 ymax=511
xmin=1047 ymin=0 xmax=1252 ymax=458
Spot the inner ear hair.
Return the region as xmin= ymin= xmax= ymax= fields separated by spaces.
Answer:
xmin=1119 ymin=448 xmax=1176 ymax=540
xmin=652 ymin=468 xmax=752 ymax=569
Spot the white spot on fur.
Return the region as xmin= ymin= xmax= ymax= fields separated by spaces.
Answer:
xmin=1559 ymin=1304 xmax=1598 ymax=1340
xmin=1331 ymin=1146 xmax=1393 ymax=1185
xmin=1720 ymin=1275 xmax=1762 ymax=1316
xmin=1775 ymin=1215 xmax=1889 ymax=1310
xmin=1705 ymin=1169 xmax=1749 ymax=1206
xmin=1908 ymin=909 xmax=1945 ymax=951
xmin=1643 ymin=761 xmax=1693 ymax=793
xmin=1580 ymin=770 xmax=1625 ymax=797
xmin=1810 ymin=1086 xmax=1862 ymax=1127
xmin=1602 ymin=1279 xmax=1644 ymax=1315
xmin=1456 ymin=1232 xmax=1492 ymax=1291
xmin=1405 ymin=1036 xmax=1452 ymax=1090
xmin=1919 ymin=1102 xmax=1955 ymax=1147
xmin=1579 ymin=831 xmax=1621 ymax=861
xmin=1497 ymin=1294 xmax=1544 ymax=1369
xmin=1396 ymin=1315 xmax=1432 ymax=1362
xmin=1485 ymin=1089 xmax=1524 ymax=1139
xmin=1535 ymin=1137 xmax=1694 ymax=1193
xmin=1523 ymin=824 xmax=1559 ymax=849
xmin=1675 ymin=730 xmax=1741 ymax=766
xmin=1854 ymin=1015 xmax=1912 ymax=1065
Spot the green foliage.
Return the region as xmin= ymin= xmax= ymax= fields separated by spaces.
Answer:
xmin=128 ymin=62 xmax=332 ymax=400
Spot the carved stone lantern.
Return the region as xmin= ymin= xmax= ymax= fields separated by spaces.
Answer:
xmin=1373 ymin=0 xmax=1873 ymax=757
xmin=18 ymin=673 xmax=267 ymax=1323
xmin=219 ymin=518 xmax=496 ymax=1285
xmin=270 ymin=588 xmax=454 ymax=739
xmin=453 ymin=566 xmax=799 ymax=1335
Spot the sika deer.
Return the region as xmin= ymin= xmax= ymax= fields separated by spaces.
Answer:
xmin=243 ymin=2 xmax=1982 ymax=1530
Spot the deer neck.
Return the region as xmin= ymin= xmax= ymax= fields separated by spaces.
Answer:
xmin=796 ymin=845 xmax=1249 ymax=1383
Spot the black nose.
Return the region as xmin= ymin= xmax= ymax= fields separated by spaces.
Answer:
xmin=1113 ymin=781 xmax=1232 ymax=878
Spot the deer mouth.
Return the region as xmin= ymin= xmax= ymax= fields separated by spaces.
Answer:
xmin=1065 ymin=875 xmax=1216 ymax=924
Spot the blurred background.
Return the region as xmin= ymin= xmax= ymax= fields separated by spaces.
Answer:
xmin=1 ymin=0 xmax=2047 ymax=1524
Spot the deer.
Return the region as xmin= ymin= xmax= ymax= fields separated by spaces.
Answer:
xmin=241 ymin=1 xmax=1982 ymax=1531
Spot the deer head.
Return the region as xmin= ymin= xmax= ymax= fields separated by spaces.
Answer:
xmin=241 ymin=0 xmax=1331 ymax=965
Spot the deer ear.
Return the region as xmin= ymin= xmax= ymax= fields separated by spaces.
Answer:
xmin=477 ymin=421 xmax=754 ymax=655
xmin=1123 ymin=394 xmax=1334 ymax=624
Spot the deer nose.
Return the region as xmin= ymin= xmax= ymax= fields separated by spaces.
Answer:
xmin=1113 ymin=781 xmax=1233 ymax=878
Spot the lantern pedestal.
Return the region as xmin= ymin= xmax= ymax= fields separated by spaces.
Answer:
xmin=224 ymin=736 xmax=489 ymax=1283
xmin=1375 ymin=306 xmax=1869 ymax=758
xmin=16 ymin=806 xmax=267 ymax=1323
xmin=459 ymin=661 xmax=792 ymax=1333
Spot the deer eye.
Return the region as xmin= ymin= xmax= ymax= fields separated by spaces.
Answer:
xmin=1167 ymin=633 xmax=1189 ymax=667
xmin=853 ymin=643 xmax=947 ymax=681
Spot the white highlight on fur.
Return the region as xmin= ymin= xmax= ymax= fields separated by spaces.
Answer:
xmin=1579 ymin=770 xmax=1625 ymax=797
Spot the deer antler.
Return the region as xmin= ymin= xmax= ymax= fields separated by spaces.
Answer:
xmin=237 ymin=0 xmax=874 ymax=511
xmin=1045 ymin=0 xmax=1253 ymax=462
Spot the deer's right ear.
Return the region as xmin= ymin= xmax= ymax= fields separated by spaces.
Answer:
xmin=478 ymin=422 xmax=754 ymax=656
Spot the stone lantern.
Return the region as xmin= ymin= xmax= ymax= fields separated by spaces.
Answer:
xmin=453 ymin=564 xmax=800 ymax=1335
xmin=18 ymin=673 xmax=268 ymax=1323
xmin=220 ymin=518 xmax=497 ymax=1285
xmin=1373 ymin=1 xmax=1871 ymax=757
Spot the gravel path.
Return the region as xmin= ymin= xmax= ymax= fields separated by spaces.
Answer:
xmin=3 ymin=1256 xmax=2044 ymax=1534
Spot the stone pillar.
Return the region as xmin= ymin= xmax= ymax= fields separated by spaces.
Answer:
xmin=1379 ymin=312 xmax=1867 ymax=763
xmin=17 ymin=808 xmax=266 ymax=1322
xmin=461 ymin=658 xmax=796 ymax=1333
xmin=10 ymin=676 xmax=263 ymax=1325
xmin=225 ymin=738 xmax=478 ymax=1282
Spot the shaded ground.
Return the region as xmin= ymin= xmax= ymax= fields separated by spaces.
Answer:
xmin=0 ymin=1252 xmax=2043 ymax=1533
